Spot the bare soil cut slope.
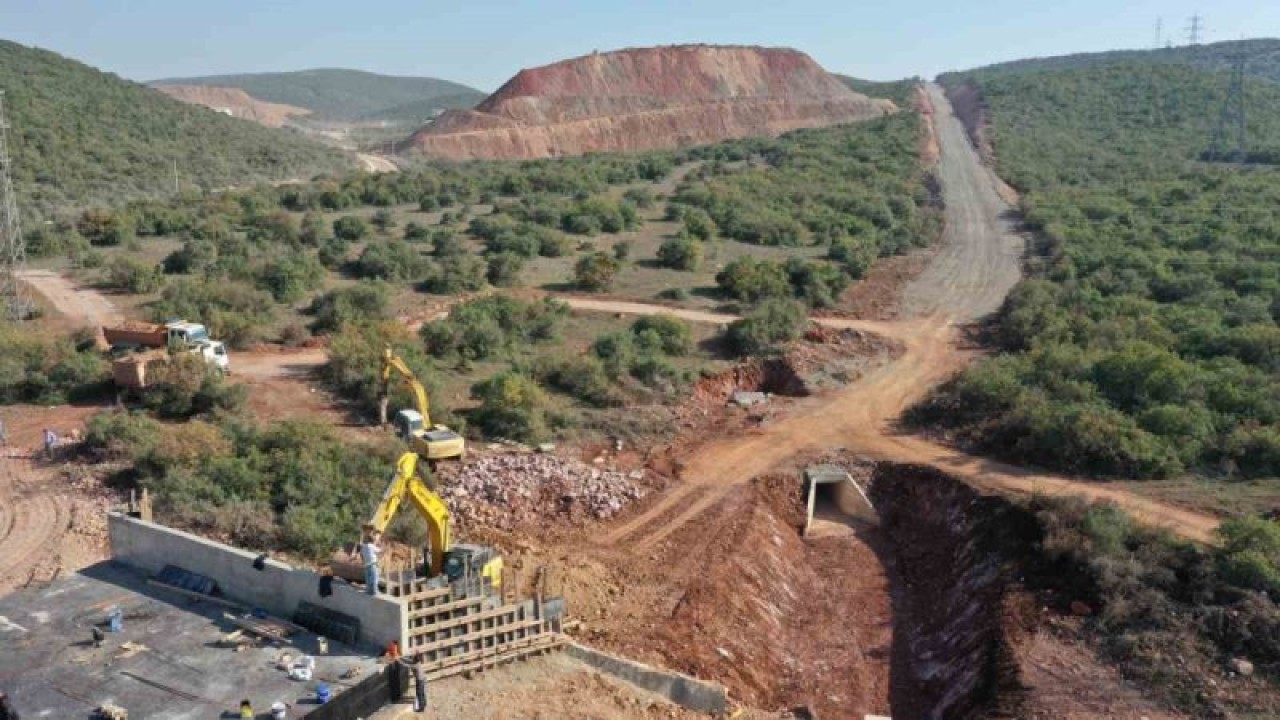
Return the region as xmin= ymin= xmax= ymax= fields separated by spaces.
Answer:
xmin=153 ymin=84 xmax=312 ymax=127
xmin=405 ymin=45 xmax=895 ymax=160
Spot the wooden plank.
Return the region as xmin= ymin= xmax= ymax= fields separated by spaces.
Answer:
xmin=407 ymin=594 xmax=485 ymax=620
xmin=422 ymin=635 xmax=564 ymax=681
xmin=401 ymin=584 xmax=452 ymax=602
xmin=410 ymin=605 xmax=518 ymax=635
xmin=225 ymin=615 xmax=292 ymax=640
xmin=412 ymin=619 xmax=543 ymax=654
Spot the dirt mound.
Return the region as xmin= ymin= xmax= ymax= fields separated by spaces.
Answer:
xmin=153 ymin=84 xmax=311 ymax=127
xmin=404 ymin=45 xmax=895 ymax=160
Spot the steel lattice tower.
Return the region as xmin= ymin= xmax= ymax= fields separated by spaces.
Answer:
xmin=1209 ymin=53 xmax=1247 ymax=162
xmin=0 ymin=90 xmax=31 ymax=321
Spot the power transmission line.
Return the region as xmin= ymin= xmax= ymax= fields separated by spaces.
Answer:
xmin=1154 ymin=18 xmax=1164 ymax=50
xmin=0 ymin=89 xmax=31 ymax=321
xmin=1208 ymin=50 xmax=1248 ymax=162
xmin=1186 ymin=14 xmax=1204 ymax=46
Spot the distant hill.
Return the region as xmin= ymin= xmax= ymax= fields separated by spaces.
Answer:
xmin=361 ymin=92 xmax=483 ymax=126
xmin=150 ymin=69 xmax=486 ymax=122
xmin=833 ymin=74 xmax=920 ymax=106
xmin=0 ymin=40 xmax=351 ymax=219
xmin=939 ymin=38 xmax=1280 ymax=85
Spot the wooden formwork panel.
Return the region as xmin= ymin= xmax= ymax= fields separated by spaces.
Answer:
xmin=421 ymin=633 xmax=566 ymax=682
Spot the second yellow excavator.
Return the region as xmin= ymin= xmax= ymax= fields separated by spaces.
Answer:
xmin=333 ymin=451 xmax=503 ymax=592
xmin=379 ymin=346 xmax=465 ymax=462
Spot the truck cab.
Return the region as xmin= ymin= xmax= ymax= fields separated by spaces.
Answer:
xmin=164 ymin=321 xmax=211 ymax=349
xmin=200 ymin=341 xmax=230 ymax=374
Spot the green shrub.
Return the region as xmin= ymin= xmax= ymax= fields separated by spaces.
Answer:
xmin=726 ymin=299 xmax=807 ymax=356
xmin=333 ymin=215 xmax=368 ymax=241
xmin=371 ymin=209 xmax=397 ymax=233
xmin=470 ymin=371 xmax=551 ymax=442
xmin=574 ymin=252 xmax=621 ymax=292
xmin=351 ymin=240 xmax=431 ymax=283
xmin=785 ymin=257 xmax=850 ymax=309
xmin=0 ymin=322 xmax=108 ymax=404
xmin=486 ymin=252 xmax=525 ymax=288
xmin=828 ymin=236 xmax=878 ymax=279
xmin=631 ymin=315 xmax=692 ymax=356
xmin=308 ymin=283 xmax=390 ymax=334
xmin=419 ymin=255 xmax=487 ymax=295
xmin=657 ymin=236 xmax=704 ymax=271
xmin=534 ymin=356 xmax=619 ymax=407
xmin=716 ymin=257 xmax=790 ymax=304
xmin=1217 ymin=517 xmax=1280 ymax=595
xmin=257 ymin=253 xmax=325 ymax=303
xmin=403 ymin=222 xmax=429 ymax=242
xmin=138 ymin=353 xmax=246 ymax=419
xmin=590 ymin=332 xmax=636 ymax=379
xmin=105 ymin=256 xmax=164 ymax=294
xmin=431 ymin=230 xmax=465 ymax=257
xmin=419 ymin=296 xmax=566 ymax=360
xmin=78 ymin=208 xmax=134 ymax=246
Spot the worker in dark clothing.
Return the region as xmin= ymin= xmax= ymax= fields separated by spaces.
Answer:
xmin=0 ymin=691 xmax=20 ymax=720
xmin=412 ymin=658 xmax=427 ymax=713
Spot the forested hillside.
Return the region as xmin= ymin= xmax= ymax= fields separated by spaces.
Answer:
xmin=151 ymin=68 xmax=486 ymax=121
xmin=940 ymin=37 xmax=1280 ymax=86
xmin=0 ymin=40 xmax=351 ymax=219
xmin=914 ymin=62 xmax=1280 ymax=482
xmin=833 ymin=74 xmax=920 ymax=106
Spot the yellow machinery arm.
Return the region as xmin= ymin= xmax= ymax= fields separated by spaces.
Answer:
xmin=380 ymin=346 xmax=432 ymax=426
xmin=367 ymin=452 xmax=452 ymax=577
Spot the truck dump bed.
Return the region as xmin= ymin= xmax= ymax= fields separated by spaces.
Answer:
xmin=111 ymin=349 xmax=168 ymax=389
xmin=103 ymin=321 xmax=167 ymax=348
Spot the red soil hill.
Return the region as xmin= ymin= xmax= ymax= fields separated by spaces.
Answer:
xmin=404 ymin=44 xmax=895 ymax=160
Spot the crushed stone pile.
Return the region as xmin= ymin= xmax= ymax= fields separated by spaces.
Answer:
xmin=439 ymin=453 xmax=649 ymax=530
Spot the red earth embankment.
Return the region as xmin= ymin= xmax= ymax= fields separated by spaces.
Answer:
xmin=405 ymin=45 xmax=895 ymax=160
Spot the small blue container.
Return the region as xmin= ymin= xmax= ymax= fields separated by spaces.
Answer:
xmin=107 ymin=609 xmax=123 ymax=633
xmin=316 ymin=682 xmax=331 ymax=704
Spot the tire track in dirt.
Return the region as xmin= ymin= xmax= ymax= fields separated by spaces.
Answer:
xmin=0 ymin=452 xmax=71 ymax=593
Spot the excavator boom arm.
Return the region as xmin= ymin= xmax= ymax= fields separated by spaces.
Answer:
xmin=381 ymin=347 xmax=431 ymax=426
xmin=364 ymin=452 xmax=452 ymax=576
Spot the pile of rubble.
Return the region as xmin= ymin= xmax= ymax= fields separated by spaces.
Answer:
xmin=439 ymin=452 xmax=650 ymax=530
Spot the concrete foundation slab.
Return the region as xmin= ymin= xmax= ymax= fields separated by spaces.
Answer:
xmin=0 ymin=562 xmax=381 ymax=720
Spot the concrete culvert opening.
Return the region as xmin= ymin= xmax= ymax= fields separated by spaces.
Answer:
xmin=803 ymin=464 xmax=877 ymax=537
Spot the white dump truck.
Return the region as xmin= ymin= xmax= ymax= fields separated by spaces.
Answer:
xmin=103 ymin=320 xmax=230 ymax=388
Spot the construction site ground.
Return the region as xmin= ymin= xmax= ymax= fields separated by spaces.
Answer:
xmin=0 ymin=84 xmax=1235 ymax=716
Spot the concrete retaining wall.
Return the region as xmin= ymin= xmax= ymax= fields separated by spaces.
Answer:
xmin=565 ymin=642 xmax=728 ymax=714
xmin=108 ymin=513 xmax=405 ymax=649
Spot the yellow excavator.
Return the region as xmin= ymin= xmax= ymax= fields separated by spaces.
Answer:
xmin=379 ymin=346 xmax=465 ymax=462
xmin=333 ymin=451 xmax=503 ymax=592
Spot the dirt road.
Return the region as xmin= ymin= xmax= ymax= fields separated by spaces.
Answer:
xmin=18 ymin=270 xmax=122 ymax=328
xmin=602 ymin=85 xmax=1219 ymax=546
xmin=356 ymin=153 xmax=399 ymax=173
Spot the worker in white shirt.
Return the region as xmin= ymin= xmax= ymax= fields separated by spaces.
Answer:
xmin=360 ymin=528 xmax=382 ymax=596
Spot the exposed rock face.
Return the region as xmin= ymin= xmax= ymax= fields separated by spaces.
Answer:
xmin=404 ymin=45 xmax=895 ymax=160
xmin=153 ymin=84 xmax=311 ymax=128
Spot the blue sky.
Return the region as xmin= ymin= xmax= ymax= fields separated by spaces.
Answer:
xmin=1 ymin=0 xmax=1278 ymax=90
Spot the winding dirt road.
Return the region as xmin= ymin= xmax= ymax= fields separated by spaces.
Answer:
xmin=600 ymin=85 xmax=1219 ymax=546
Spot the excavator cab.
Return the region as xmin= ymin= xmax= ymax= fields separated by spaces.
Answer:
xmin=444 ymin=544 xmax=504 ymax=589
xmin=380 ymin=348 xmax=466 ymax=461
